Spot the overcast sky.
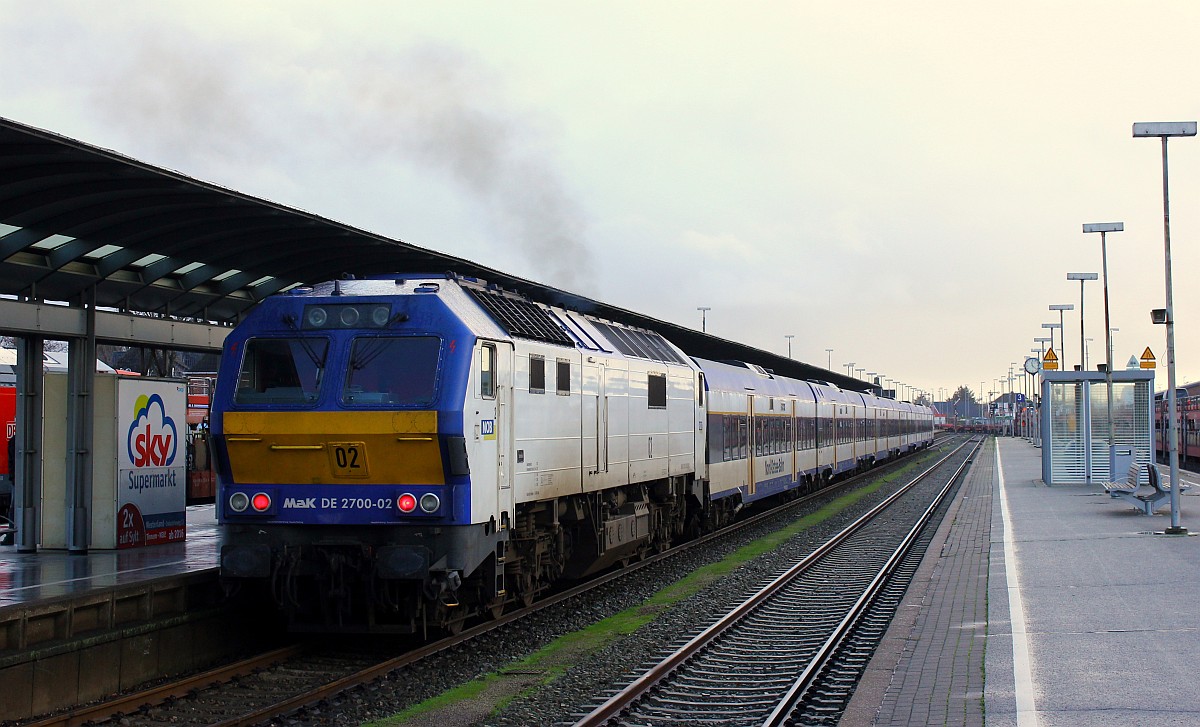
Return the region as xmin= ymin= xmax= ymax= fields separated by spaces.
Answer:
xmin=3 ymin=1 xmax=1199 ymax=401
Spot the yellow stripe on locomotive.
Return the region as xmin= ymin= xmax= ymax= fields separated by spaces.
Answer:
xmin=222 ymin=410 xmax=444 ymax=485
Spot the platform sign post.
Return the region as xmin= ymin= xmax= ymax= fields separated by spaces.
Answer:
xmin=116 ymin=378 xmax=187 ymax=548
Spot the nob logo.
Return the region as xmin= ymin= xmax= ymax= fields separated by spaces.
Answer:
xmin=127 ymin=393 xmax=178 ymax=468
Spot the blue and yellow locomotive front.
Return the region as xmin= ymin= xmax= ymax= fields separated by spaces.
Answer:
xmin=213 ymin=277 xmax=506 ymax=632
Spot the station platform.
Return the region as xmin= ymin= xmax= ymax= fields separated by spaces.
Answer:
xmin=0 ymin=504 xmax=219 ymax=609
xmin=845 ymin=436 xmax=1200 ymax=726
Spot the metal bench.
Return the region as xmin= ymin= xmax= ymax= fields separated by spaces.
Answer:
xmin=1102 ymin=462 xmax=1187 ymax=515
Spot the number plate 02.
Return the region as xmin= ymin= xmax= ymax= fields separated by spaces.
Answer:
xmin=328 ymin=441 xmax=370 ymax=478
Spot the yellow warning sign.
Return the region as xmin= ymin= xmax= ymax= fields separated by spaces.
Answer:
xmin=1043 ymin=347 xmax=1059 ymax=371
xmin=1140 ymin=347 xmax=1156 ymax=369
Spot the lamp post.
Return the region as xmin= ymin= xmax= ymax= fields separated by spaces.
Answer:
xmin=845 ymin=362 xmax=855 ymax=378
xmin=697 ymin=307 xmax=710 ymax=333
xmin=1029 ymin=350 xmax=1043 ymax=445
xmin=1049 ymin=304 xmax=1074 ymax=371
xmin=1066 ymin=273 xmax=1098 ymax=369
xmin=825 ymin=348 xmax=833 ymax=370
xmin=1134 ymin=120 xmax=1196 ymax=535
xmin=1084 ymin=223 xmax=1124 ymax=480
xmin=784 ymin=334 xmax=794 ymax=358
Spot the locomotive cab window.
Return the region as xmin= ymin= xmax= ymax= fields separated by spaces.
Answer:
xmin=648 ymin=373 xmax=667 ymax=409
xmin=235 ymin=337 xmax=329 ymax=405
xmin=480 ymin=343 xmax=496 ymax=399
xmin=342 ymin=336 xmax=440 ymax=407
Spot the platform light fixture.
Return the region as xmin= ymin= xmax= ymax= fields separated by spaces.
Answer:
xmin=1048 ymin=304 xmax=1074 ymax=371
xmin=1134 ymin=120 xmax=1196 ymax=534
xmin=697 ymin=306 xmax=710 ymax=333
xmin=784 ymin=334 xmax=794 ymax=358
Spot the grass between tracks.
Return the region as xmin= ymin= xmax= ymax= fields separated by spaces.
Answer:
xmin=368 ymin=458 xmax=927 ymax=726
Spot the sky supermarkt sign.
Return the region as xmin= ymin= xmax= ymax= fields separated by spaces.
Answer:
xmin=117 ymin=378 xmax=187 ymax=548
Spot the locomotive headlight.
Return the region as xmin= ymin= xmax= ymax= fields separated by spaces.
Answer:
xmin=229 ymin=492 xmax=249 ymax=512
xmin=305 ymin=306 xmax=328 ymax=328
xmin=339 ymin=306 xmax=360 ymax=326
xmin=419 ymin=493 xmax=441 ymax=513
xmin=397 ymin=493 xmax=417 ymax=513
xmin=370 ymin=305 xmax=391 ymax=327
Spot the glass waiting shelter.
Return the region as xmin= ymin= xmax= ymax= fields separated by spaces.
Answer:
xmin=1040 ymin=369 xmax=1154 ymax=486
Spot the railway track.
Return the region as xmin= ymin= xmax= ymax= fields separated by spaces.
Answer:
xmin=19 ymin=437 xmax=968 ymax=727
xmin=572 ymin=436 xmax=981 ymax=726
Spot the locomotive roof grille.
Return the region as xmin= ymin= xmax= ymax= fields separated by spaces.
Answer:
xmin=467 ymin=288 xmax=575 ymax=346
xmin=593 ymin=321 xmax=687 ymax=365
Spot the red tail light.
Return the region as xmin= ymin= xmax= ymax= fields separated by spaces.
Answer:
xmin=251 ymin=492 xmax=272 ymax=512
xmin=397 ymin=493 xmax=417 ymax=513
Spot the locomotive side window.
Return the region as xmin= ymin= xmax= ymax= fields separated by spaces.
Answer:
xmin=235 ymin=337 xmax=328 ymax=405
xmin=343 ymin=336 xmax=440 ymax=406
xmin=556 ymin=359 xmax=571 ymax=395
xmin=648 ymin=373 xmax=667 ymax=409
xmin=529 ymin=355 xmax=546 ymax=393
xmin=480 ymin=343 xmax=496 ymax=399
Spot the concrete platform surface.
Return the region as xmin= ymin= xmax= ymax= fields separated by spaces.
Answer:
xmin=849 ymin=436 xmax=1200 ymax=726
xmin=0 ymin=504 xmax=218 ymax=609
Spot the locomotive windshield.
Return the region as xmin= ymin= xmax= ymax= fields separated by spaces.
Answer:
xmin=342 ymin=336 xmax=441 ymax=407
xmin=234 ymin=337 xmax=328 ymax=405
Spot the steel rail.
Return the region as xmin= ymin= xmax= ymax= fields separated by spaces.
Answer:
xmin=21 ymin=645 xmax=307 ymax=727
xmin=573 ymin=437 xmax=976 ymax=726
xmin=762 ymin=436 xmax=983 ymax=725
xmin=208 ymin=441 xmax=962 ymax=726
xmin=33 ymin=436 xmax=958 ymax=727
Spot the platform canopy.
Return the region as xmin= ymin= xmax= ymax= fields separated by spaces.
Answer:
xmin=0 ymin=116 xmax=867 ymax=392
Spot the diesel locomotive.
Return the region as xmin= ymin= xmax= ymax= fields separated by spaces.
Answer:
xmin=213 ymin=274 xmax=934 ymax=633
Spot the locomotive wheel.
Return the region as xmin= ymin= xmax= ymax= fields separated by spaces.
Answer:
xmin=488 ymin=597 xmax=507 ymax=620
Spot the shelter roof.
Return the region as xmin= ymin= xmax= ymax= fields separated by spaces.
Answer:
xmin=0 ymin=117 xmax=865 ymax=391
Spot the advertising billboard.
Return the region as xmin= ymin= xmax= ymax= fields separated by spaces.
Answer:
xmin=117 ymin=378 xmax=186 ymax=547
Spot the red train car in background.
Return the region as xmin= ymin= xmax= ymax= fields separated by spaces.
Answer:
xmin=185 ymin=374 xmax=216 ymax=504
xmin=1155 ymin=389 xmax=1200 ymax=468
xmin=2 ymin=385 xmax=15 ymax=541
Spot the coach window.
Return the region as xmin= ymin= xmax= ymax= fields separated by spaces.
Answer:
xmin=556 ymin=359 xmax=571 ymax=395
xmin=648 ymin=373 xmax=667 ymax=409
xmin=480 ymin=343 xmax=496 ymax=399
xmin=529 ymin=355 xmax=546 ymax=394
